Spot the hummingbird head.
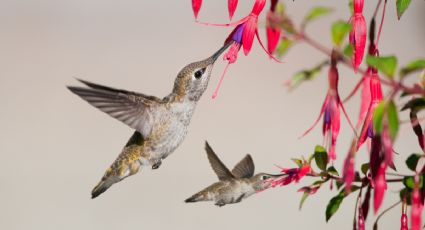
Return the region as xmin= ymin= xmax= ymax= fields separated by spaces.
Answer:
xmin=172 ymin=42 xmax=231 ymax=101
xmin=251 ymin=173 xmax=284 ymax=191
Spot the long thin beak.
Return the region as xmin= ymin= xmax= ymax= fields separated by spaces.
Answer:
xmin=270 ymin=173 xmax=286 ymax=178
xmin=210 ymin=41 xmax=233 ymax=62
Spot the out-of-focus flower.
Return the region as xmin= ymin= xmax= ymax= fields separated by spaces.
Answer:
xmin=401 ymin=201 xmax=408 ymax=230
xmin=301 ymin=57 xmax=354 ymax=161
xmin=358 ymin=205 xmax=365 ymax=230
xmin=369 ymin=135 xmax=387 ymax=213
xmin=271 ymin=164 xmax=311 ymax=187
xmin=266 ymin=0 xmax=281 ymax=54
xmin=228 ymin=0 xmax=238 ymax=21
xmin=357 ymin=69 xmax=383 ymax=150
xmin=411 ymin=175 xmax=424 ymax=230
xmin=343 ymin=141 xmax=356 ymax=193
xmin=349 ymin=0 xmax=367 ymax=71
xmin=191 ymin=0 xmax=202 ymax=20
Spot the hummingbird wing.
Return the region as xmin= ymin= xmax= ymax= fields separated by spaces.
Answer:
xmin=205 ymin=141 xmax=234 ymax=181
xmin=231 ymin=154 xmax=255 ymax=178
xmin=67 ymin=79 xmax=161 ymax=137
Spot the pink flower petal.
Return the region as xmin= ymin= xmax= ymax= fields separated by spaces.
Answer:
xmin=353 ymin=0 xmax=364 ymax=14
xmin=300 ymin=95 xmax=330 ymax=138
xmin=349 ymin=14 xmax=367 ymax=72
xmin=329 ymin=97 xmax=341 ymax=161
xmin=242 ymin=17 xmax=257 ymax=55
xmin=228 ymin=0 xmax=238 ymax=20
xmin=401 ymin=213 xmax=408 ymax=230
xmin=343 ymin=154 xmax=355 ymax=194
xmin=192 ymin=0 xmax=202 ymax=20
xmin=357 ymin=69 xmax=372 ymax=128
xmin=266 ymin=24 xmax=281 ymax=54
xmin=411 ymin=176 xmax=424 ymax=230
xmin=251 ymin=0 xmax=266 ymax=16
xmin=373 ymin=162 xmax=387 ymax=213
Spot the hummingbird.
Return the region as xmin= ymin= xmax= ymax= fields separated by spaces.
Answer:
xmin=185 ymin=142 xmax=283 ymax=207
xmin=67 ymin=43 xmax=231 ymax=199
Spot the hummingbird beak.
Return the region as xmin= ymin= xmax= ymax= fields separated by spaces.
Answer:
xmin=210 ymin=42 xmax=232 ymax=63
xmin=269 ymin=173 xmax=286 ymax=178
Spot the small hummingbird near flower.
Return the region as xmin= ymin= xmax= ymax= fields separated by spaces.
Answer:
xmin=185 ymin=142 xmax=283 ymax=207
xmin=67 ymin=43 xmax=231 ymax=199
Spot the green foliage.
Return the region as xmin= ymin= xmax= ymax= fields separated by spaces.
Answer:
xmin=400 ymin=59 xmax=425 ymax=78
xmin=303 ymin=7 xmax=333 ymax=26
xmin=387 ymin=101 xmax=399 ymax=140
xmin=396 ymin=0 xmax=412 ymax=20
xmin=276 ymin=38 xmax=293 ymax=58
xmin=286 ymin=61 xmax=328 ymax=90
xmin=326 ymin=192 xmax=344 ymax=222
xmin=373 ymin=100 xmax=399 ymax=139
xmin=325 ymin=186 xmax=360 ymax=222
xmin=373 ymin=101 xmax=386 ymax=135
xmin=361 ymin=163 xmax=370 ymax=175
xmin=343 ymin=44 xmax=353 ymax=57
xmin=366 ymin=55 xmax=398 ymax=78
xmin=327 ymin=166 xmax=339 ymax=176
xmin=331 ymin=21 xmax=352 ymax=47
xmin=403 ymin=176 xmax=423 ymax=189
xmin=291 ymin=158 xmax=303 ymax=167
xmin=405 ymin=153 xmax=423 ymax=171
xmin=314 ymin=145 xmax=328 ymax=171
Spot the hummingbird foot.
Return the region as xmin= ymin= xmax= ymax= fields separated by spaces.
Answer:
xmin=151 ymin=160 xmax=162 ymax=170
xmin=214 ymin=200 xmax=226 ymax=207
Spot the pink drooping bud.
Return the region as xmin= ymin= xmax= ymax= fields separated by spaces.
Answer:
xmin=343 ymin=153 xmax=355 ymax=194
xmin=191 ymin=0 xmax=202 ymax=20
xmin=358 ymin=207 xmax=365 ymax=230
xmin=228 ymin=0 xmax=238 ymax=20
xmin=349 ymin=0 xmax=367 ymax=72
xmin=265 ymin=0 xmax=281 ymax=54
xmin=411 ymin=175 xmax=424 ymax=230
xmin=401 ymin=201 xmax=408 ymax=230
xmin=373 ymin=162 xmax=387 ymax=213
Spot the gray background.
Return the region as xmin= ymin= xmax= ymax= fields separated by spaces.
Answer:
xmin=1 ymin=0 xmax=424 ymax=229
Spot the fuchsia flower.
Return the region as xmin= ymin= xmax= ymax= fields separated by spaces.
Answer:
xmin=401 ymin=201 xmax=408 ymax=230
xmin=271 ymin=164 xmax=311 ymax=187
xmin=411 ymin=175 xmax=424 ymax=230
xmin=205 ymin=0 xmax=282 ymax=98
xmin=349 ymin=0 xmax=367 ymax=72
xmin=228 ymin=0 xmax=238 ymax=21
xmin=357 ymin=206 xmax=365 ymax=230
xmin=301 ymin=58 xmax=354 ymax=161
xmin=266 ymin=0 xmax=281 ymax=54
xmin=191 ymin=0 xmax=202 ymax=20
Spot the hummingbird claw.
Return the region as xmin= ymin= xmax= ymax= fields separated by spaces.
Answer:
xmin=151 ymin=160 xmax=162 ymax=169
xmin=215 ymin=200 xmax=226 ymax=207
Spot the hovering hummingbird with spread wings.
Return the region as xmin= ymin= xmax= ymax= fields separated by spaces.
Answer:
xmin=185 ymin=142 xmax=283 ymax=207
xmin=67 ymin=43 xmax=231 ymax=199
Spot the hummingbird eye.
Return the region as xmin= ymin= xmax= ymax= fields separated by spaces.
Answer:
xmin=194 ymin=68 xmax=206 ymax=79
xmin=261 ymin=175 xmax=270 ymax=180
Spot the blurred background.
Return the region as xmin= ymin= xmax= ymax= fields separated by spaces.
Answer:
xmin=1 ymin=0 xmax=424 ymax=229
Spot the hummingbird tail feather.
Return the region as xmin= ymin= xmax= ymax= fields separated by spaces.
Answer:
xmin=184 ymin=192 xmax=206 ymax=203
xmin=91 ymin=178 xmax=116 ymax=199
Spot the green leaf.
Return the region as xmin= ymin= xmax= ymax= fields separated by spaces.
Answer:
xmin=291 ymin=158 xmax=303 ymax=167
xmin=361 ymin=163 xmax=370 ymax=175
xmin=403 ymin=176 xmax=423 ymax=189
xmin=387 ymin=101 xmax=399 ymax=140
xmin=299 ymin=192 xmax=310 ymax=210
xmin=401 ymin=97 xmax=425 ymax=112
xmin=335 ymin=181 xmax=344 ymax=190
xmin=400 ymin=59 xmax=425 ymax=78
xmin=405 ymin=153 xmax=423 ymax=171
xmin=276 ymin=38 xmax=293 ymax=58
xmin=325 ymin=192 xmax=344 ymax=222
xmin=366 ymin=55 xmax=398 ymax=78
xmin=314 ymin=145 xmax=328 ymax=171
xmin=373 ymin=101 xmax=386 ymax=135
xmin=286 ymin=61 xmax=328 ymax=90
xmin=396 ymin=0 xmax=412 ymax=20
xmin=331 ymin=21 xmax=352 ymax=47
xmin=343 ymin=43 xmax=353 ymax=57
xmin=399 ymin=188 xmax=412 ymax=205
xmin=303 ymin=7 xmax=333 ymax=25
xmin=327 ymin=166 xmax=339 ymax=176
